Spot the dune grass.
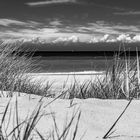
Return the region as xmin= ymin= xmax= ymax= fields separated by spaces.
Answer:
xmin=0 ymin=42 xmax=140 ymax=139
xmin=0 ymin=44 xmax=82 ymax=140
xmin=0 ymin=42 xmax=140 ymax=100
xmin=62 ymin=51 xmax=140 ymax=100
xmin=0 ymin=43 xmax=52 ymax=97
xmin=0 ymin=97 xmax=82 ymax=140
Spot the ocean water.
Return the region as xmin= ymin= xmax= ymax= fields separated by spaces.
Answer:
xmin=30 ymin=56 xmax=136 ymax=92
xmin=32 ymin=56 xmax=136 ymax=73
xmin=32 ymin=56 xmax=113 ymax=73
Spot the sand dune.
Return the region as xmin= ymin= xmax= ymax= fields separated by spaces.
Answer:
xmin=0 ymin=93 xmax=140 ymax=140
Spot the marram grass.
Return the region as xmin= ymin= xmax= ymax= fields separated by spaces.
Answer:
xmin=0 ymin=42 xmax=140 ymax=99
xmin=0 ymin=43 xmax=52 ymax=97
xmin=62 ymin=52 xmax=140 ymax=100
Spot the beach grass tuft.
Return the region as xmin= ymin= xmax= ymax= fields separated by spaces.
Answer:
xmin=63 ymin=51 xmax=140 ymax=99
xmin=0 ymin=43 xmax=52 ymax=97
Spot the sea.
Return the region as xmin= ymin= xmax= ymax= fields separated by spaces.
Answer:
xmin=32 ymin=56 xmax=114 ymax=73
xmin=31 ymin=55 xmax=136 ymax=74
xmin=29 ymin=55 xmax=136 ymax=92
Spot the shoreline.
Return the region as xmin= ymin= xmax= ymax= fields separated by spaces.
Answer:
xmin=28 ymin=70 xmax=105 ymax=76
xmin=27 ymin=71 xmax=106 ymax=93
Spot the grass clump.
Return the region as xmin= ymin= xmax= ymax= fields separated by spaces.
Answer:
xmin=1 ymin=41 xmax=140 ymax=100
xmin=63 ymin=51 xmax=140 ymax=100
xmin=0 ymin=42 xmax=52 ymax=97
xmin=0 ymin=97 xmax=82 ymax=140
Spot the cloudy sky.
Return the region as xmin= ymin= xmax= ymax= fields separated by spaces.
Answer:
xmin=1 ymin=0 xmax=140 ymax=43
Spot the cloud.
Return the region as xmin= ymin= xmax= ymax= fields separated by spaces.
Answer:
xmin=89 ymin=37 xmax=100 ymax=43
xmin=0 ymin=19 xmax=28 ymax=26
xmin=112 ymin=25 xmax=140 ymax=32
xmin=0 ymin=18 xmax=41 ymax=27
xmin=26 ymin=0 xmax=77 ymax=6
xmin=114 ymin=11 xmax=140 ymax=15
xmin=77 ymin=22 xmax=140 ymax=35
xmin=78 ymin=23 xmax=120 ymax=35
xmin=133 ymin=35 xmax=140 ymax=42
xmin=100 ymin=34 xmax=109 ymax=42
xmin=116 ymin=34 xmax=132 ymax=42
xmin=1 ymin=28 xmax=140 ymax=44
xmin=26 ymin=0 xmax=125 ymax=12
xmin=0 ymin=26 xmax=91 ymax=43
xmin=49 ymin=19 xmax=62 ymax=26
xmin=114 ymin=34 xmax=140 ymax=43
xmin=0 ymin=18 xmax=140 ymax=44
xmin=0 ymin=28 xmax=59 ymax=41
xmin=90 ymin=34 xmax=113 ymax=43
xmin=52 ymin=35 xmax=79 ymax=43
xmin=89 ymin=34 xmax=140 ymax=43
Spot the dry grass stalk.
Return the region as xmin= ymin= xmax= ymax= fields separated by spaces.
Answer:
xmin=136 ymin=47 xmax=140 ymax=98
xmin=125 ymin=58 xmax=130 ymax=99
xmin=103 ymin=97 xmax=133 ymax=139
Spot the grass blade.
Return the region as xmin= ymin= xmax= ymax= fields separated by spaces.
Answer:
xmin=103 ymin=98 xmax=133 ymax=139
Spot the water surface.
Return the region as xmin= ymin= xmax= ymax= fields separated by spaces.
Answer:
xmin=33 ymin=56 xmax=115 ymax=73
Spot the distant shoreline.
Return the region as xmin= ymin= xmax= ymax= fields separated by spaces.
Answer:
xmin=28 ymin=71 xmax=105 ymax=76
xmin=18 ymin=51 xmax=140 ymax=57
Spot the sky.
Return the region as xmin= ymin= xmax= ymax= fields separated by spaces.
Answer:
xmin=1 ymin=0 xmax=140 ymax=43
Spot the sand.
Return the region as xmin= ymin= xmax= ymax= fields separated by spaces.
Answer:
xmin=28 ymin=71 xmax=105 ymax=93
xmin=0 ymin=72 xmax=139 ymax=140
xmin=0 ymin=91 xmax=140 ymax=140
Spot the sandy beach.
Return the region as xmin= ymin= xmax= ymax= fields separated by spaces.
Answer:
xmin=0 ymin=92 xmax=140 ymax=140
xmin=28 ymin=71 xmax=106 ymax=93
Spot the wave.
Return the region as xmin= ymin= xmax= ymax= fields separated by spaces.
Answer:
xmin=29 ymin=71 xmax=105 ymax=76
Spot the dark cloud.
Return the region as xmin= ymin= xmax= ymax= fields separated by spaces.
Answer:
xmin=114 ymin=11 xmax=140 ymax=16
xmin=26 ymin=0 xmax=77 ymax=6
xmin=0 ymin=0 xmax=140 ymax=42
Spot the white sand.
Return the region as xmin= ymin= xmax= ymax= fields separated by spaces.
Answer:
xmin=0 ymin=93 xmax=140 ymax=140
xmin=28 ymin=71 xmax=105 ymax=93
xmin=0 ymin=72 xmax=138 ymax=139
